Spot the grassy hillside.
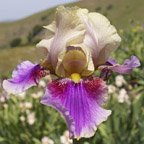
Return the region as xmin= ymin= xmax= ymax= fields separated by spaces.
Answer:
xmin=77 ymin=0 xmax=144 ymax=27
xmin=0 ymin=46 xmax=45 ymax=75
xmin=0 ymin=0 xmax=144 ymax=49
xmin=0 ymin=8 xmax=56 ymax=48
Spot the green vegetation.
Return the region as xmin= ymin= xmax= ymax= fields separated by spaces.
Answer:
xmin=0 ymin=27 xmax=144 ymax=144
xmin=27 ymin=25 xmax=43 ymax=43
xmin=0 ymin=8 xmax=55 ymax=48
xmin=10 ymin=38 xmax=22 ymax=47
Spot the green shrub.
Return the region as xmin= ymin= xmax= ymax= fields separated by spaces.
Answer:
xmin=32 ymin=25 xmax=43 ymax=37
xmin=41 ymin=15 xmax=47 ymax=21
xmin=10 ymin=38 xmax=21 ymax=47
xmin=106 ymin=4 xmax=113 ymax=10
xmin=95 ymin=7 xmax=102 ymax=12
xmin=27 ymin=25 xmax=43 ymax=43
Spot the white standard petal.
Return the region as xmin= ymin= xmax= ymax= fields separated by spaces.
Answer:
xmin=48 ymin=6 xmax=86 ymax=69
xmin=78 ymin=10 xmax=121 ymax=67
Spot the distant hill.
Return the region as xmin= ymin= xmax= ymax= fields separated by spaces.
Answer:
xmin=0 ymin=0 xmax=144 ymax=48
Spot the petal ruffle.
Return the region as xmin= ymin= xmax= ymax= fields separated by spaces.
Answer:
xmin=78 ymin=10 xmax=121 ymax=67
xmin=3 ymin=61 xmax=43 ymax=94
xmin=99 ymin=56 xmax=140 ymax=80
xmin=36 ymin=38 xmax=53 ymax=51
xmin=37 ymin=7 xmax=88 ymax=77
xmin=48 ymin=6 xmax=86 ymax=68
xmin=37 ymin=7 xmax=121 ymax=76
xmin=41 ymin=78 xmax=111 ymax=139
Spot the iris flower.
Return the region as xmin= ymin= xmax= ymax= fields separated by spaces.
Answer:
xmin=3 ymin=6 xmax=140 ymax=139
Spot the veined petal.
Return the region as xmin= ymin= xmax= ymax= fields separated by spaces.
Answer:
xmin=3 ymin=61 xmax=45 ymax=94
xmin=41 ymin=77 xmax=111 ymax=139
xmin=78 ymin=10 xmax=121 ymax=67
xmin=99 ymin=56 xmax=140 ymax=79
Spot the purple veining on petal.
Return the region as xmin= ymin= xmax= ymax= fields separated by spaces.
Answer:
xmin=99 ymin=56 xmax=140 ymax=79
xmin=41 ymin=78 xmax=111 ymax=139
xmin=2 ymin=61 xmax=45 ymax=94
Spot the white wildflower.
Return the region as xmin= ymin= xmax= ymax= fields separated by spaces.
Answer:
xmin=24 ymin=102 xmax=33 ymax=109
xmin=3 ymin=103 xmax=8 ymax=109
xmin=118 ymin=88 xmax=129 ymax=103
xmin=37 ymin=91 xmax=44 ymax=97
xmin=0 ymin=91 xmax=9 ymax=102
xmin=41 ymin=136 xmax=54 ymax=144
xmin=31 ymin=91 xmax=43 ymax=99
xmin=31 ymin=93 xmax=39 ymax=99
xmin=108 ymin=85 xmax=116 ymax=94
xmin=27 ymin=112 xmax=36 ymax=125
xmin=26 ymin=109 xmax=30 ymax=114
xmin=0 ymin=96 xmax=5 ymax=103
xmin=17 ymin=92 xmax=26 ymax=99
xmin=19 ymin=103 xmax=24 ymax=108
xmin=20 ymin=115 xmax=25 ymax=122
xmin=115 ymin=75 xmax=126 ymax=87
xmin=19 ymin=102 xmax=32 ymax=111
xmin=60 ymin=130 xmax=73 ymax=144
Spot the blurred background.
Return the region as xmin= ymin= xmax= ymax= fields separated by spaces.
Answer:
xmin=0 ymin=0 xmax=144 ymax=144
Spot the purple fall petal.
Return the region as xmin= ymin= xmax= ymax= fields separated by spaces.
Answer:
xmin=3 ymin=61 xmax=43 ymax=94
xmin=41 ymin=78 xmax=111 ymax=139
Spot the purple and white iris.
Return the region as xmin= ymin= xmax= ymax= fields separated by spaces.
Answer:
xmin=3 ymin=6 xmax=140 ymax=139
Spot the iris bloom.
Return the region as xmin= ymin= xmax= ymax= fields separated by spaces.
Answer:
xmin=3 ymin=6 xmax=140 ymax=139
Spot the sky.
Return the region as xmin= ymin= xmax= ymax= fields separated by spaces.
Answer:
xmin=0 ymin=0 xmax=78 ymax=22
